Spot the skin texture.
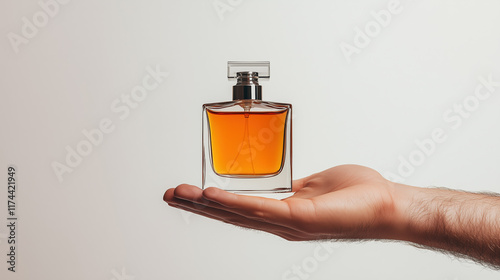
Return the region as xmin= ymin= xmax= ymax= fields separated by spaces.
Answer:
xmin=163 ymin=164 xmax=500 ymax=268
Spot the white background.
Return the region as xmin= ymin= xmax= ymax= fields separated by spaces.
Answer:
xmin=1 ymin=0 xmax=500 ymax=279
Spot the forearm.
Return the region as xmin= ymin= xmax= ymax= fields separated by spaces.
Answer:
xmin=391 ymin=183 xmax=500 ymax=268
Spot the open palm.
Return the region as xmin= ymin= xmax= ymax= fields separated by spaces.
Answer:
xmin=164 ymin=165 xmax=396 ymax=241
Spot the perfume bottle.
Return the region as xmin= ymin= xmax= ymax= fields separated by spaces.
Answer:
xmin=202 ymin=62 xmax=292 ymax=192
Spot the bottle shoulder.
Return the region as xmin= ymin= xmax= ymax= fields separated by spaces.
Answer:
xmin=203 ymin=100 xmax=291 ymax=112
xmin=261 ymin=100 xmax=292 ymax=109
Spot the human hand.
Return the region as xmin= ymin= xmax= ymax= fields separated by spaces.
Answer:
xmin=163 ymin=165 xmax=398 ymax=241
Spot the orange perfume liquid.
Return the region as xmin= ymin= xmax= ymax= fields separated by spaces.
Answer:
xmin=207 ymin=109 xmax=288 ymax=176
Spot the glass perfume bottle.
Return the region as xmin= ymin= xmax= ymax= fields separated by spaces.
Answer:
xmin=202 ymin=63 xmax=292 ymax=192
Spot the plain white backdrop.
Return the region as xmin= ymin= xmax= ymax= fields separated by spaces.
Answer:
xmin=1 ymin=0 xmax=500 ymax=279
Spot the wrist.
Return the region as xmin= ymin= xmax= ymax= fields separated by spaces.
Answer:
xmin=387 ymin=184 xmax=461 ymax=245
xmin=384 ymin=182 xmax=424 ymax=243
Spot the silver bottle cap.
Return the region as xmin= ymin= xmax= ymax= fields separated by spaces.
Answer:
xmin=232 ymin=71 xmax=262 ymax=100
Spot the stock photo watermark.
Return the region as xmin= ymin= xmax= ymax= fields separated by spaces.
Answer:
xmin=110 ymin=267 xmax=134 ymax=280
xmin=51 ymin=65 xmax=169 ymax=183
xmin=339 ymin=0 xmax=403 ymax=64
xmin=212 ymin=0 xmax=244 ymax=21
xmin=6 ymin=166 xmax=18 ymax=272
xmin=385 ymin=73 xmax=499 ymax=182
xmin=282 ymin=242 xmax=340 ymax=280
xmin=7 ymin=0 xmax=71 ymax=54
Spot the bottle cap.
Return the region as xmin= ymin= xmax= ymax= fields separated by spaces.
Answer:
xmin=228 ymin=61 xmax=269 ymax=100
xmin=232 ymin=71 xmax=262 ymax=100
xmin=227 ymin=61 xmax=270 ymax=79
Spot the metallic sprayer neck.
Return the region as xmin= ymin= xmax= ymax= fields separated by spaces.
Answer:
xmin=232 ymin=71 xmax=262 ymax=100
